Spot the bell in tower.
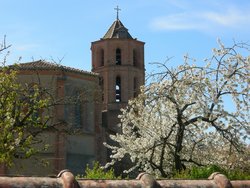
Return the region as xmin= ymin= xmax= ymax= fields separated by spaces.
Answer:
xmin=91 ymin=7 xmax=145 ymax=133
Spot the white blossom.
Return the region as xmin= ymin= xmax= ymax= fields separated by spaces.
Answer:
xmin=105 ymin=41 xmax=250 ymax=178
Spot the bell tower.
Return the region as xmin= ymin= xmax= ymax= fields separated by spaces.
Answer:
xmin=91 ymin=8 xmax=145 ymax=132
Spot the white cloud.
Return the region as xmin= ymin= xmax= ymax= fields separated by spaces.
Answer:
xmin=165 ymin=0 xmax=190 ymax=9
xmin=203 ymin=8 xmax=250 ymax=27
xmin=151 ymin=12 xmax=206 ymax=31
xmin=150 ymin=6 xmax=250 ymax=33
xmin=14 ymin=44 xmax=39 ymax=52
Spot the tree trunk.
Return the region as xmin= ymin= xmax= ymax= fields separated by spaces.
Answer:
xmin=174 ymin=154 xmax=183 ymax=172
xmin=174 ymin=121 xmax=185 ymax=172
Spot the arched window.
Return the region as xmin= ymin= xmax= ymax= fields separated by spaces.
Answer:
xmin=99 ymin=77 xmax=104 ymax=102
xmin=133 ymin=49 xmax=137 ymax=67
xmin=100 ymin=49 xmax=104 ymax=66
xmin=115 ymin=76 xmax=121 ymax=102
xmin=116 ymin=48 xmax=121 ymax=65
xmin=74 ymin=90 xmax=82 ymax=128
xmin=27 ymin=84 xmax=40 ymax=120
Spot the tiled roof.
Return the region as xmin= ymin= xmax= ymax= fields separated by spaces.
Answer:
xmin=0 ymin=170 xmax=247 ymax=188
xmin=102 ymin=19 xmax=133 ymax=39
xmin=15 ymin=60 xmax=98 ymax=76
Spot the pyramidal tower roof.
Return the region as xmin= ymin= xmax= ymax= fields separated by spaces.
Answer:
xmin=102 ymin=6 xmax=133 ymax=39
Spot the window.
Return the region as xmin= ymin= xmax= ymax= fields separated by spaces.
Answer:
xmin=27 ymin=84 xmax=40 ymax=120
xmin=75 ymin=102 xmax=82 ymax=127
xmin=99 ymin=77 xmax=104 ymax=102
xmin=133 ymin=49 xmax=137 ymax=66
xmin=115 ymin=76 xmax=121 ymax=102
xmin=100 ymin=49 xmax=104 ymax=66
xmin=74 ymin=91 xmax=82 ymax=128
xmin=116 ymin=48 xmax=121 ymax=65
xmin=117 ymin=28 xmax=127 ymax=38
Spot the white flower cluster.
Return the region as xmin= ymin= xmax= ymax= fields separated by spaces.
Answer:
xmin=104 ymin=41 xmax=250 ymax=177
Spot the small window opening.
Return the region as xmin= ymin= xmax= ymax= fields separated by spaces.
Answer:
xmin=99 ymin=77 xmax=104 ymax=102
xmin=75 ymin=91 xmax=82 ymax=128
xmin=133 ymin=49 xmax=137 ymax=66
xmin=100 ymin=49 xmax=104 ymax=66
xmin=116 ymin=76 xmax=121 ymax=102
xmin=116 ymin=48 xmax=121 ymax=65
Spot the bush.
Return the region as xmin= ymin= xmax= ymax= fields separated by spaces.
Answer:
xmin=76 ymin=161 xmax=121 ymax=179
xmin=173 ymin=165 xmax=250 ymax=180
xmin=173 ymin=165 xmax=223 ymax=179
xmin=226 ymin=170 xmax=250 ymax=180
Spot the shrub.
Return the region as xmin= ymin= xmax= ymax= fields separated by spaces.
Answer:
xmin=173 ymin=165 xmax=250 ymax=180
xmin=77 ymin=161 xmax=121 ymax=179
xmin=226 ymin=170 xmax=250 ymax=180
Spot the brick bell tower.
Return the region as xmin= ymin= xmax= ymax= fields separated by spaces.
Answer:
xmin=91 ymin=7 xmax=145 ymax=133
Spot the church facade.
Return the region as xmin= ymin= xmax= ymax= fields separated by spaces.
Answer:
xmin=1 ymin=15 xmax=145 ymax=176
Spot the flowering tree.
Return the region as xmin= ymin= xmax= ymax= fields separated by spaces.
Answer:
xmin=105 ymin=41 xmax=250 ymax=177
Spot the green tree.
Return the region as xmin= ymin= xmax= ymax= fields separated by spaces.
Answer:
xmin=0 ymin=37 xmax=101 ymax=168
xmin=0 ymin=66 xmax=52 ymax=166
xmin=0 ymin=37 xmax=53 ymax=166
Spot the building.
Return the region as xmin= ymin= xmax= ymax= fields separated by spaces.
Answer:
xmin=1 ymin=12 xmax=145 ymax=176
xmin=91 ymin=15 xmax=145 ymax=133
xmin=2 ymin=61 xmax=104 ymax=176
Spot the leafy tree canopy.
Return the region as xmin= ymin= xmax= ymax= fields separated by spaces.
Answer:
xmin=0 ymin=37 xmax=53 ymax=166
xmin=0 ymin=66 xmax=53 ymax=166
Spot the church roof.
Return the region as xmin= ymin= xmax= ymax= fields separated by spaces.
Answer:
xmin=102 ymin=19 xmax=133 ymax=39
xmin=14 ymin=60 xmax=98 ymax=76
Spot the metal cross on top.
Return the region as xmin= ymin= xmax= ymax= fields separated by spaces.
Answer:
xmin=114 ymin=5 xmax=121 ymax=20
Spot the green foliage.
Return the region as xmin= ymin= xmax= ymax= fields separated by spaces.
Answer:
xmin=77 ymin=161 xmax=121 ymax=179
xmin=226 ymin=169 xmax=250 ymax=180
xmin=173 ymin=165 xmax=250 ymax=180
xmin=0 ymin=66 xmax=51 ymax=166
xmin=173 ymin=165 xmax=223 ymax=179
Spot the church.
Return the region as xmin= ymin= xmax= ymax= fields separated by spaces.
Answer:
xmin=1 ymin=10 xmax=145 ymax=176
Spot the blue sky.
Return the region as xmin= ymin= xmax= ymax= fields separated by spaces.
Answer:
xmin=1 ymin=0 xmax=250 ymax=73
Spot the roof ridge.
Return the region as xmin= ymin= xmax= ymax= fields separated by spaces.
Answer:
xmin=110 ymin=20 xmax=117 ymax=38
xmin=15 ymin=60 xmax=98 ymax=76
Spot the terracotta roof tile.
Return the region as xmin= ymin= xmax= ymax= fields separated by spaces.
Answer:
xmin=15 ymin=60 xmax=98 ymax=77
